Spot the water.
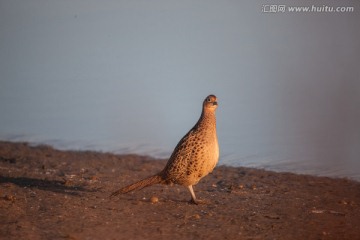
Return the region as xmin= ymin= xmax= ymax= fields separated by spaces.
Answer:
xmin=1 ymin=1 xmax=359 ymax=181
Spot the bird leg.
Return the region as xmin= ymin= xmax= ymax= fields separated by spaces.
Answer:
xmin=187 ymin=185 xmax=208 ymax=205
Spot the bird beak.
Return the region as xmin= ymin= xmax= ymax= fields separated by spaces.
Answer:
xmin=213 ymin=102 xmax=218 ymax=106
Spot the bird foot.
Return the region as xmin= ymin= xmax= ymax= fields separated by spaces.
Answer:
xmin=189 ymin=199 xmax=210 ymax=205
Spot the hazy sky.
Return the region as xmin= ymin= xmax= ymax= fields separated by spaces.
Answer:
xmin=0 ymin=1 xmax=359 ymax=178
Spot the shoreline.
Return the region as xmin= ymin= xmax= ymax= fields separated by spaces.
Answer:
xmin=1 ymin=141 xmax=360 ymax=239
xmin=2 ymin=138 xmax=358 ymax=182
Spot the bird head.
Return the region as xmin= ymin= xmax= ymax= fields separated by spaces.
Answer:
xmin=203 ymin=95 xmax=218 ymax=111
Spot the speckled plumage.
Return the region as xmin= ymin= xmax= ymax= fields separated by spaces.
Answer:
xmin=110 ymin=95 xmax=219 ymax=204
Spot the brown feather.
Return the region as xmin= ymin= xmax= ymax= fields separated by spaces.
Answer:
xmin=110 ymin=174 xmax=163 ymax=197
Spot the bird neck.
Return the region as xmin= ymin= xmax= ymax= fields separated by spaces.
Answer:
xmin=197 ymin=109 xmax=216 ymax=128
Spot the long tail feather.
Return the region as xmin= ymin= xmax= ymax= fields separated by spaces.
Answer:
xmin=110 ymin=174 xmax=163 ymax=197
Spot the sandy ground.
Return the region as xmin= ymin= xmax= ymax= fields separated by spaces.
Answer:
xmin=1 ymin=141 xmax=360 ymax=240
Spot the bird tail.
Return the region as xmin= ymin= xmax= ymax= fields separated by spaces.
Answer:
xmin=110 ymin=174 xmax=163 ymax=198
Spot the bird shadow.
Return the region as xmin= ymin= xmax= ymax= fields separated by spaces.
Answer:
xmin=0 ymin=176 xmax=96 ymax=196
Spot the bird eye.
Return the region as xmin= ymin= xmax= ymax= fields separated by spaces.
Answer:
xmin=206 ymin=97 xmax=211 ymax=102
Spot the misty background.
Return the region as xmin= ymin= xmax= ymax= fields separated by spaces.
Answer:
xmin=1 ymin=1 xmax=359 ymax=180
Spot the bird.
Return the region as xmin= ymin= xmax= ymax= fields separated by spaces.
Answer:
xmin=110 ymin=94 xmax=219 ymax=204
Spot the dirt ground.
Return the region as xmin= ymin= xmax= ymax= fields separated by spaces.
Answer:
xmin=1 ymin=141 xmax=360 ymax=240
